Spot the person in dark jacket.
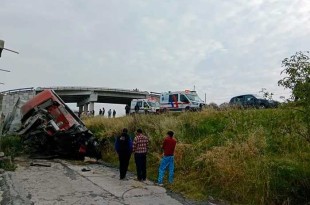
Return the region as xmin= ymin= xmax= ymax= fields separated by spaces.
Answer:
xmin=125 ymin=105 xmax=130 ymax=115
xmin=134 ymin=104 xmax=140 ymax=113
xmin=115 ymin=128 xmax=133 ymax=180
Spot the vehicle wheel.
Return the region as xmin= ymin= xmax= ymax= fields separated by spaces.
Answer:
xmin=185 ymin=106 xmax=190 ymax=112
xmin=199 ymin=104 xmax=203 ymax=111
xmin=258 ymin=104 xmax=266 ymax=109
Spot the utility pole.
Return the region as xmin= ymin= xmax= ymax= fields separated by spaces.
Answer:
xmin=0 ymin=39 xmax=19 ymax=58
xmin=1 ymin=39 xmax=18 ymax=85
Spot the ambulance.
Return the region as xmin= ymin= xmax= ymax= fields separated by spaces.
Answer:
xmin=159 ymin=90 xmax=205 ymax=112
xmin=130 ymin=98 xmax=160 ymax=114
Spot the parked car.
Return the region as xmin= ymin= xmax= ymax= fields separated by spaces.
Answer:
xmin=229 ymin=94 xmax=279 ymax=108
xmin=130 ymin=98 xmax=160 ymax=114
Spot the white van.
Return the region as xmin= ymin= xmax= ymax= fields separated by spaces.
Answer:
xmin=130 ymin=98 xmax=160 ymax=114
xmin=160 ymin=90 xmax=205 ymax=112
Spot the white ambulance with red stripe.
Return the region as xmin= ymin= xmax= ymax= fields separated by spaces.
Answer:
xmin=159 ymin=90 xmax=205 ymax=112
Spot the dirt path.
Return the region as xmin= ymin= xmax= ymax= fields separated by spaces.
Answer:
xmin=0 ymin=158 xmax=190 ymax=205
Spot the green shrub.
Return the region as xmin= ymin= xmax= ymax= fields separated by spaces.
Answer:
xmin=0 ymin=135 xmax=22 ymax=171
xmin=0 ymin=135 xmax=23 ymax=158
xmin=266 ymin=157 xmax=310 ymax=204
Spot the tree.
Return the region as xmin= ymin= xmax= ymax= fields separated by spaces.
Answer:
xmin=208 ymin=102 xmax=219 ymax=110
xmin=278 ymin=51 xmax=310 ymax=103
xmin=259 ymin=88 xmax=274 ymax=101
xmin=278 ymin=51 xmax=310 ymax=142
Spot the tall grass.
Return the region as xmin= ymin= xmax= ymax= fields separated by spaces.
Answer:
xmin=84 ymin=108 xmax=310 ymax=204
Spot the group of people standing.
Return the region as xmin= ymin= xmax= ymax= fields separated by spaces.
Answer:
xmin=114 ymin=128 xmax=177 ymax=186
xmin=99 ymin=107 xmax=116 ymax=118
xmin=79 ymin=110 xmax=95 ymax=118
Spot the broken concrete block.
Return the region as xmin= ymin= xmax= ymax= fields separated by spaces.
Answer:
xmin=84 ymin=157 xmax=97 ymax=164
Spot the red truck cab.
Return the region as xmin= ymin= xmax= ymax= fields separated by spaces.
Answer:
xmin=19 ymin=90 xmax=98 ymax=158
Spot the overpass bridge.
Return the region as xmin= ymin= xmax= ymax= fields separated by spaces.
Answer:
xmin=0 ymin=86 xmax=158 ymax=116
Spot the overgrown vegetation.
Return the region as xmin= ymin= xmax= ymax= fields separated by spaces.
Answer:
xmin=85 ymin=108 xmax=310 ymax=204
xmin=278 ymin=51 xmax=310 ymax=143
xmin=0 ymin=135 xmax=22 ymax=170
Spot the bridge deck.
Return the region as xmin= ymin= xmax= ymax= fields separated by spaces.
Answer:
xmin=1 ymin=86 xmax=152 ymax=115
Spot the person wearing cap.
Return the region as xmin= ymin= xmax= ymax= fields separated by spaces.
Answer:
xmin=132 ymin=129 xmax=149 ymax=181
xmin=115 ymin=128 xmax=132 ymax=180
xmin=157 ymin=131 xmax=177 ymax=186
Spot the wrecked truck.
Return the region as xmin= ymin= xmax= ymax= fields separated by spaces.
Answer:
xmin=2 ymin=89 xmax=100 ymax=159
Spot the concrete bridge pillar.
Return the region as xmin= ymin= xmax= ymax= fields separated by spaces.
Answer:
xmin=83 ymin=103 xmax=89 ymax=113
xmin=79 ymin=106 xmax=83 ymax=114
xmin=89 ymin=102 xmax=94 ymax=113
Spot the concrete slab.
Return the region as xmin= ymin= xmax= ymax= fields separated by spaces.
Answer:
xmin=0 ymin=159 xmax=184 ymax=205
xmin=64 ymin=162 xmax=183 ymax=205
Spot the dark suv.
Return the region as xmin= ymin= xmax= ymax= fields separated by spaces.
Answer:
xmin=229 ymin=94 xmax=279 ymax=108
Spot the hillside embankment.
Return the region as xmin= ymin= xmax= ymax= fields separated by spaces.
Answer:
xmin=84 ymin=107 xmax=310 ymax=205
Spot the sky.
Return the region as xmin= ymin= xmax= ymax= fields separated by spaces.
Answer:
xmin=1 ymin=0 xmax=310 ymax=115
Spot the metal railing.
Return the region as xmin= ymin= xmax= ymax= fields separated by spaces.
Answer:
xmin=0 ymin=86 xmax=153 ymax=96
xmin=36 ymin=86 xmax=149 ymax=94
xmin=0 ymin=87 xmax=35 ymax=95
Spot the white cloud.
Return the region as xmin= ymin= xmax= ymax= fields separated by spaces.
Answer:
xmin=0 ymin=0 xmax=309 ymax=108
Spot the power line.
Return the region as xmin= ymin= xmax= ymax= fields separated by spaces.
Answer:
xmin=0 ymin=69 xmax=11 ymax=85
xmin=0 ymin=68 xmax=11 ymax=72
xmin=3 ymin=48 xmax=19 ymax=54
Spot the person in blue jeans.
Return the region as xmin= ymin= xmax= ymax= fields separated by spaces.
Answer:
xmin=157 ymin=131 xmax=177 ymax=185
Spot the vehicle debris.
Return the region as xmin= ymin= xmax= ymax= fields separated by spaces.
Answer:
xmin=1 ymin=90 xmax=101 ymax=159
xmin=81 ymin=167 xmax=91 ymax=172
xmin=30 ymin=161 xmax=51 ymax=167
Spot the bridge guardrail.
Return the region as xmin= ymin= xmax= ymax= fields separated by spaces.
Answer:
xmin=0 ymin=87 xmax=35 ymax=95
xmin=36 ymin=86 xmax=149 ymax=94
